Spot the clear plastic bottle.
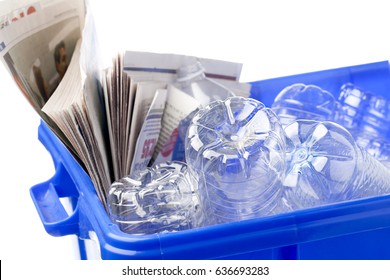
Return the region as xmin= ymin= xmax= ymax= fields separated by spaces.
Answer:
xmin=365 ymin=139 xmax=390 ymax=168
xmin=335 ymin=83 xmax=370 ymax=136
xmin=185 ymin=96 xmax=287 ymax=225
xmin=174 ymin=61 xmax=235 ymax=106
xmin=271 ymin=83 xmax=337 ymax=127
xmin=335 ymin=84 xmax=390 ymax=162
xmin=168 ymin=61 xmax=236 ymax=162
xmin=282 ymin=120 xmax=390 ymax=211
xmin=107 ymin=161 xmax=203 ymax=234
xmin=355 ymin=94 xmax=390 ymax=149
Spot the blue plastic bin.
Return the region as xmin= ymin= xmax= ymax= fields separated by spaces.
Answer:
xmin=30 ymin=61 xmax=390 ymax=260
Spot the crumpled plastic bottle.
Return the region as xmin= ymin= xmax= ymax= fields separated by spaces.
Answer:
xmin=335 ymin=83 xmax=390 ymax=163
xmin=271 ymin=83 xmax=337 ymax=127
xmin=107 ymin=161 xmax=203 ymax=234
xmin=335 ymin=83 xmax=370 ymax=136
xmin=185 ymin=96 xmax=287 ymax=225
xmin=281 ymin=120 xmax=390 ymax=211
xmin=363 ymin=139 xmax=390 ymax=170
xmin=355 ymin=94 xmax=390 ymax=151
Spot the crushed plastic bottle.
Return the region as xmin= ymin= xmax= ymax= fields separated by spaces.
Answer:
xmin=355 ymin=94 xmax=390 ymax=148
xmin=282 ymin=120 xmax=390 ymax=211
xmin=107 ymin=161 xmax=203 ymax=234
xmin=271 ymin=83 xmax=337 ymax=127
xmin=166 ymin=61 xmax=236 ymax=163
xmin=335 ymin=83 xmax=370 ymax=136
xmin=185 ymin=96 xmax=287 ymax=225
xmin=365 ymin=139 xmax=390 ymax=168
xmin=335 ymin=83 xmax=390 ymax=162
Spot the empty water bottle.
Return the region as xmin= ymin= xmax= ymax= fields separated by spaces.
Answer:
xmin=185 ymin=96 xmax=287 ymax=225
xmin=355 ymin=94 xmax=390 ymax=148
xmin=365 ymin=139 xmax=390 ymax=166
xmin=174 ymin=61 xmax=235 ymax=106
xmin=107 ymin=161 xmax=203 ymax=234
xmin=167 ymin=61 xmax=236 ymax=162
xmin=336 ymin=83 xmax=370 ymax=136
xmin=336 ymin=84 xmax=390 ymax=161
xmin=271 ymin=83 xmax=337 ymax=127
xmin=282 ymin=120 xmax=390 ymax=211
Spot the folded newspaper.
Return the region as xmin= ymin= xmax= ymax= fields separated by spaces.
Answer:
xmin=0 ymin=0 xmax=85 ymax=157
xmin=0 ymin=0 xmax=110 ymax=204
xmin=0 ymin=0 xmax=251 ymax=210
xmin=104 ymin=51 xmax=251 ymax=182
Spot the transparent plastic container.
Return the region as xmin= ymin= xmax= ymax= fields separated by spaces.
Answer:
xmin=185 ymin=96 xmax=287 ymax=225
xmin=107 ymin=161 xmax=203 ymax=234
xmin=31 ymin=61 xmax=390 ymax=260
xmin=271 ymin=83 xmax=337 ymax=127
xmin=335 ymin=84 xmax=390 ymax=162
xmin=365 ymin=139 xmax=390 ymax=169
xmin=336 ymin=83 xmax=370 ymax=136
xmin=168 ymin=61 xmax=236 ymax=163
xmin=282 ymin=120 xmax=390 ymax=211
xmin=355 ymin=94 xmax=390 ymax=149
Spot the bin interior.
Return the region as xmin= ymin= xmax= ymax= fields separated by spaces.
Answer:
xmin=32 ymin=60 xmax=390 ymax=260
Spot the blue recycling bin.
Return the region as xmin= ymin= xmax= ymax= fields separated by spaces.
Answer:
xmin=30 ymin=61 xmax=390 ymax=259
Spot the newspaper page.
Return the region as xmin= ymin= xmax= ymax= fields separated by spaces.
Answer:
xmin=123 ymin=50 xmax=243 ymax=80
xmin=42 ymin=38 xmax=109 ymax=205
xmin=102 ymin=54 xmax=126 ymax=181
xmin=0 ymin=0 xmax=85 ymax=156
xmin=123 ymin=50 xmax=250 ymax=97
xmin=1 ymin=0 xmax=112 ymax=205
xmin=130 ymin=88 xmax=167 ymax=176
xmin=127 ymin=81 xmax=167 ymax=175
xmin=102 ymin=53 xmax=171 ymax=180
xmin=152 ymin=85 xmax=201 ymax=165
xmin=0 ymin=0 xmax=84 ymax=111
xmin=103 ymin=59 xmax=169 ymax=180
xmin=102 ymin=52 xmax=175 ymax=181
xmin=42 ymin=3 xmax=112 ymax=205
xmin=124 ymin=77 xmax=170 ymax=177
xmin=123 ymin=51 xmax=252 ymax=167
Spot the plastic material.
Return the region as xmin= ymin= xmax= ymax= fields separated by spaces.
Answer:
xmin=185 ymin=96 xmax=286 ymax=225
xmin=168 ymin=61 xmax=236 ymax=162
xmin=174 ymin=61 xmax=235 ymax=106
xmin=359 ymin=94 xmax=390 ymax=139
xmin=366 ymin=140 xmax=390 ymax=163
xmin=335 ymin=83 xmax=390 ymax=162
xmin=355 ymin=95 xmax=390 ymax=155
xmin=282 ymin=120 xmax=390 ymax=211
xmin=271 ymin=83 xmax=337 ymax=127
xmin=30 ymin=166 xmax=79 ymax=237
xmin=336 ymin=83 xmax=370 ymax=135
xmin=107 ymin=161 xmax=203 ymax=234
xmin=31 ymin=61 xmax=390 ymax=260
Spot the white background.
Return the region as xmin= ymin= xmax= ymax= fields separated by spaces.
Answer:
xmin=1 ymin=0 xmax=390 ymax=265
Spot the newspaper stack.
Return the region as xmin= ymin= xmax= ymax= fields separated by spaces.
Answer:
xmin=0 ymin=0 xmax=251 ymax=209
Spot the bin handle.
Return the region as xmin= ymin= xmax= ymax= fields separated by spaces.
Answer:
xmin=30 ymin=163 xmax=79 ymax=237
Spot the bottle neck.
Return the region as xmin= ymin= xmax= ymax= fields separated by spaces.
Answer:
xmin=176 ymin=61 xmax=206 ymax=83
